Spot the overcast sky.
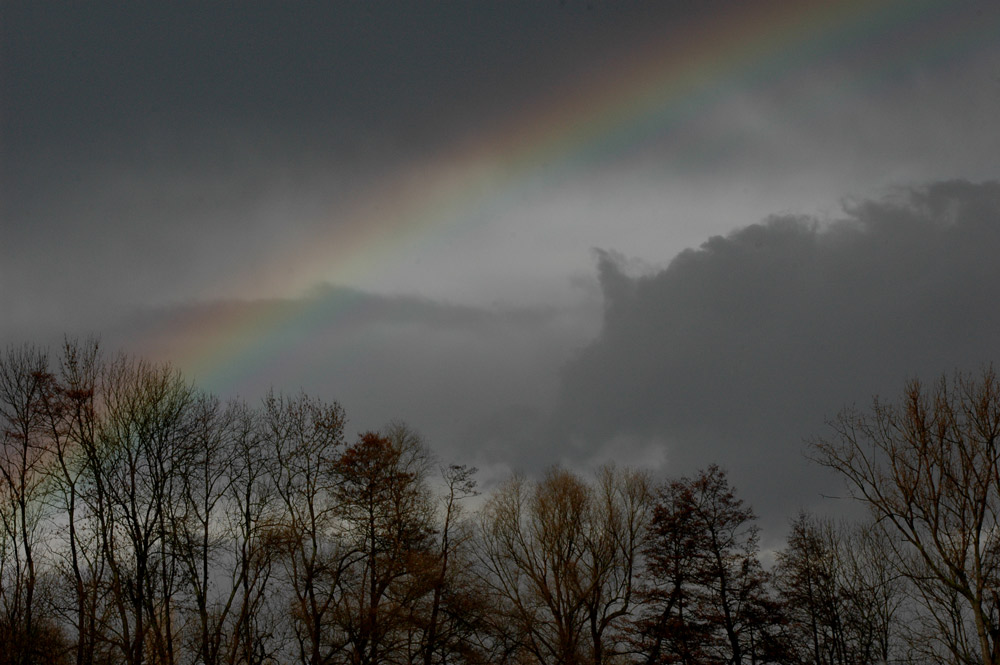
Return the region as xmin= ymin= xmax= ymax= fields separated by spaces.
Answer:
xmin=4 ymin=1 xmax=1000 ymax=539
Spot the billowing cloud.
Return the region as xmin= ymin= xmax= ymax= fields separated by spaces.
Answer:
xmin=545 ymin=180 xmax=1000 ymax=535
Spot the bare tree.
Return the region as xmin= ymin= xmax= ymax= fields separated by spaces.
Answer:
xmin=413 ymin=462 xmax=483 ymax=665
xmin=836 ymin=519 xmax=905 ymax=664
xmin=583 ymin=465 xmax=652 ymax=665
xmin=478 ymin=465 xmax=650 ymax=665
xmin=220 ymin=401 xmax=283 ymax=665
xmin=775 ymin=513 xmax=904 ymax=665
xmin=88 ymin=355 xmax=196 ymax=665
xmin=0 ymin=344 xmax=61 ymax=664
xmin=42 ymin=340 xmax=107 ymax=665
xmin=814 ymin=367 xmax=1000 ymax=665
xmin=171 ymin=395 xmax=282 ymax=665
xmin=263 ymin=392 xmax=348 ymax=665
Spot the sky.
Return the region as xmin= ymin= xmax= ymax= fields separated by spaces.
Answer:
xmin=4 ymin=0 xmax=1000 ymax=539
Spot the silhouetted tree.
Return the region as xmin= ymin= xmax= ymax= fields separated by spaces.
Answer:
xmin=635 ymin=465 xmax=785 ymax=665
xmin=775 ymin=513 xmax=904 ymax=665
xmin=43 ymin=339 xmax=105 ymax=665
xmin=90 ymin=356 xmax=196 ymax=665
xmin=332 ymin=423 xmax=435 ymax=665
xmin=0 ymin=344 xmax=67 ymax=665
xmin=814 ymin=368 xmax=1000 ymax=665
xmin=219 ymin=400 xmax=283 ymax=665
xmin=774 ymin=513 xmax=842 ymax=665
xmin=478 ymin=465 xmax=650 ymax=665
xmin=262 ymin=392 xmax=348 ymax=665
xmin=414 ymin=463 xmax=485 ymax=665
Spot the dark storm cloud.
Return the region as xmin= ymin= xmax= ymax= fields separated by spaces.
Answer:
xmin=541 ymin=181 xmax=1000 ymax=533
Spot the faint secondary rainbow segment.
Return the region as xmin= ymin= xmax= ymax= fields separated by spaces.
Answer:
xmin=146 ymin=0 xmax=971 ymax=395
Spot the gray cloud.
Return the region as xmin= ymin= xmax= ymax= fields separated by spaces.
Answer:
xmin=7 ymin=180 xmax=1000 ymax=542
xmin=95 ymin=285 xmax=600 ymax=472
xmin=543 ymin=181 xmax=1000 ymax=536
xmin=4 ymin=2 xmax=999 ymax=333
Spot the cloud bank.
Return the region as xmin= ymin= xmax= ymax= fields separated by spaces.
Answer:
xmin=543 ymin=180 xmax=1000 ymax=532
xmin=10 ymin=180 xmax=1000 ymax=540
xmin=96 ymin=287 xmax=600 ymax=488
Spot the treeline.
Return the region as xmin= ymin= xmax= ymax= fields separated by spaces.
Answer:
xmin=1 ymin=341 xmax=999 ymax=665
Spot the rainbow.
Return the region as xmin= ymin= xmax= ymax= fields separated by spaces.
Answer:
xmin=144 ymin=0 xmax=977 ymax=396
